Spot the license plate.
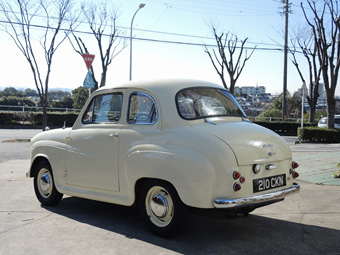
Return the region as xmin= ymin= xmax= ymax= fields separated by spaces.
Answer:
xmin=253 ymin=174 xmax=286 ymax=193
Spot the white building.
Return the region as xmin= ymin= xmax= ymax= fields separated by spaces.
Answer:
xmin=234 ymin=85 xmax=266 ymax=96
xmin=294 ymin=82 xmax=325 ymax=98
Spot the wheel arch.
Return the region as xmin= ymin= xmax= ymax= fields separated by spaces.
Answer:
xmin=134 ymin=178 xmax=179 ymax=206
xmin=29 ymin=156 xmax=51 ymax=178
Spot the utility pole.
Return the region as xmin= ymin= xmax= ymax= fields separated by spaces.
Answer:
xmin=281 ymin=0 xmax=290 ymax=121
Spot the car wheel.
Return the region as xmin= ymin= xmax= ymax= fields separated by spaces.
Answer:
xmin=139 ymin=180 xmax=190 ymax=237
xmin=33 ymin=161 xmax=63 ymax=206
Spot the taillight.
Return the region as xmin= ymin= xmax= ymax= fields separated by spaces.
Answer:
xmin=240 ymin=176 xmax=246 ymax=183
xmin=233 ymin=171 xmax=241 ymax=180
xmin=292 ymin=161 xmax=299 ymax=169
xmin=233 ymin=183 xmax=241 ymax=191
xmin=292 ymin=171 xmax=299 ymax=179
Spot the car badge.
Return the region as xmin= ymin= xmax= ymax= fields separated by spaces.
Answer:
xmin=263 ymin=144 xmax=273 ymax=148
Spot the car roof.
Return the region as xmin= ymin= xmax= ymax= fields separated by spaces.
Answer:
xmin=97 ymin=79 xmax=224 ymax=94
xmin=94 ymin=79 xmax=226 ymax=129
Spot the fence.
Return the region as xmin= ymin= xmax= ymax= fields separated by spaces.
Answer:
xmin=249 ymin=116 xmax=309 ymax=122
xmin=0 ymin=105 xmax=310 ymax=123
xmin=0 ymin=104 xmax=81 ymax=113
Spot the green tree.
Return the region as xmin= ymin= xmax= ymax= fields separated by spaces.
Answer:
xmin=51 ymin=97 xmax=74 ymax=109
xmin=1 ymin=87 xmax=23 ymax=97
xmin=303 ymin=110 xmax=327 ymax=123
xmin=3 ymin=87 xmax=18 ymax=94
xmin=24 ymin=88 xmax=38 ymax=97
xmin=72 ymin=87 xmax=88 ymax=109
xmin=0 ymin=96 xmax=35 ymax=106
xmin=260 ymin=93 xmax=301 ymax=119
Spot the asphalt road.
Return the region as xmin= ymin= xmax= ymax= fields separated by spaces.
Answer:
xmin=0 ymin=129 xmax=340 ymax=255
xmin=0 ymin=129 xmax=40 ymax=163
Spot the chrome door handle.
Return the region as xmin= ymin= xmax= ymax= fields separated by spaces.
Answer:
xmin=109 ymin=133 xmax=118 ymax=138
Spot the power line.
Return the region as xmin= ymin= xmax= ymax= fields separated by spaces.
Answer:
xmin=146 ymin=0 xmax=279 ymax=16
xmin=0 ymin=19 xmax=302 ymax=54
xmin=0 ymin=8 xmax=283 ymax=48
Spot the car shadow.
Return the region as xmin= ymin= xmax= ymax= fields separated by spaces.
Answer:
xmin=43 ymin=196 xmax=340 ymax=255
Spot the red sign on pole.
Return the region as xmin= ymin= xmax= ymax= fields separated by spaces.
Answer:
xmin=82 ymin=53 xmax=95 ymax=70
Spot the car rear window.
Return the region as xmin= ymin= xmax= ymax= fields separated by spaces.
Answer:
xmin=176 ymin=87 xmax=246 ymax=119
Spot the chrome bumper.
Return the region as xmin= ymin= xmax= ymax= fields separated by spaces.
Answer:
xmin=214 ymin=183 xmax=300 ymax=208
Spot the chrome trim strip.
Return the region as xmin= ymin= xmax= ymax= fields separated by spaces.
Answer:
xmin=265 ymin=164 xmax=277 ymax=170
xmin=214 ymin=183 xmax=300 ymax=208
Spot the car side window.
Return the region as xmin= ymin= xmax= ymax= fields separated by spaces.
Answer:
xmin=127 ymin=92 xmax=158 ymax=124
xmin=82 ymin=93 xmax=123 ymax=124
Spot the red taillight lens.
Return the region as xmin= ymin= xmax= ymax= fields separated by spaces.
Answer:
xmin=292 ymin=161 xmax=299 ymax=169
xmin=240 ymin=176 xmax=246 ymax=183
xmin=233 ymin=183 xmax=241 ymax=192
xmin=233 ymin=171 xmax=241 ymax=180
xmin=293 ymin=171 xmax=299 ymax=179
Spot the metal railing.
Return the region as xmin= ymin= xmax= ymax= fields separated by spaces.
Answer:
xmin=0 ymin=105 xmax=81 ymax=113
xmin=249 ymin=116 xmax=308 ymax=122
xmin=0 ymin=105 xmax=310 ymax=123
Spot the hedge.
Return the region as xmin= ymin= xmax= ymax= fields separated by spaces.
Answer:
xmin=0 ymin=111 xmax=79 ymax=127
xmin=298 ymin=127 xmax=340 ymax=143
xmin=254 ymin=121 xmax=316 ymax=135
xmin=29 ymin=112 xmax=79 ymax=127
xmin=0 ymin=112 xmax=29 ymax=125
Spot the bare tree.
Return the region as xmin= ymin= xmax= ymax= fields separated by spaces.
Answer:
xmin=301 ymin=0 xmax=340 ymax=129
xmin=290 ymin=29 xmax=322 ymax=123
xmin=204 ymin=28 xmax=256 ymax=94
xmin=0 ymin=0 xmax=77 ymax=130
xmin=68 ymin=0 xmax=126 ymax=89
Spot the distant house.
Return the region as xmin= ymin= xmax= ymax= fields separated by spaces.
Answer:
xmin=234 ymin=85 xmax=266 ymax=96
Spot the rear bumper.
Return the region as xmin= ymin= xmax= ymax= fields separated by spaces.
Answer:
xmin=214 ymin=183 xmax=300 ymax=208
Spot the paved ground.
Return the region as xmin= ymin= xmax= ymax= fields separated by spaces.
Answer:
xmin=0 ymin=129 xmax=340 ymax=255
xmin=285 ymin=136 xmax=340 ymax=186
xmin=0 ymin=129 xmax=40 ymax=163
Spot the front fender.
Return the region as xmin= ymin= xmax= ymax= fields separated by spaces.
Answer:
xmin=29 ymin=129 xmax=70 ymax=187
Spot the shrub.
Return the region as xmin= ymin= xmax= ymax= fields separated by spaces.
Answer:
xmin=29 ymin=112 xmax=78 ymax=127
xmin=254 ymin=121 xmax=315 ymax=135
xmin=0 ymin=111 xmax=78 ymax=127
xmin=0 ymin=112 xmax=13 ymax=125
xmin=298 ymin=127 xmax=340 ymax=143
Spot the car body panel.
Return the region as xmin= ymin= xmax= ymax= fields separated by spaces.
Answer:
xmin=28 ymin=79 xmax=299 ymax=210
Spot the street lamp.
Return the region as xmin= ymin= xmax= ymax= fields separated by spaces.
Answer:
xmin=129 ymin=3 xmax=145 ymax=81
xmin=301 ymin=82 xmax=307 ymax=129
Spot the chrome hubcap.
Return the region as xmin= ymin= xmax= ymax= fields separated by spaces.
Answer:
xmin=37 ymin=168 xmax=53 ymax=198
xmin=40 ymin=173 xmax=51 ymax=193
xmin=151 ymin=193 xmax=168 ymax=218
xmin=146 ymin=186 xmax=174 ymax=227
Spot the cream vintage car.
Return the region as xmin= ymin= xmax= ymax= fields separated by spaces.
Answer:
xmin=28 ymin=79 xmax=300 ymax=236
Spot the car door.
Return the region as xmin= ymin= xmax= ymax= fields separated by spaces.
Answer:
xmin=65 ymin=92 xmax=123 ymax=192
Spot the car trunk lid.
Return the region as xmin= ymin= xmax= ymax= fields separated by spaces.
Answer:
xmin=193 ymin=120 xmax=291 ymax=166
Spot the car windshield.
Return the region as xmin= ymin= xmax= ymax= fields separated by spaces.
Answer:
xmin=176 ymin=87 xmax=246 ymax=119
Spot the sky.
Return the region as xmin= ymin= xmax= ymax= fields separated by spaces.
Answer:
xmin=0 ymin=0 xmax=339 ymax=97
